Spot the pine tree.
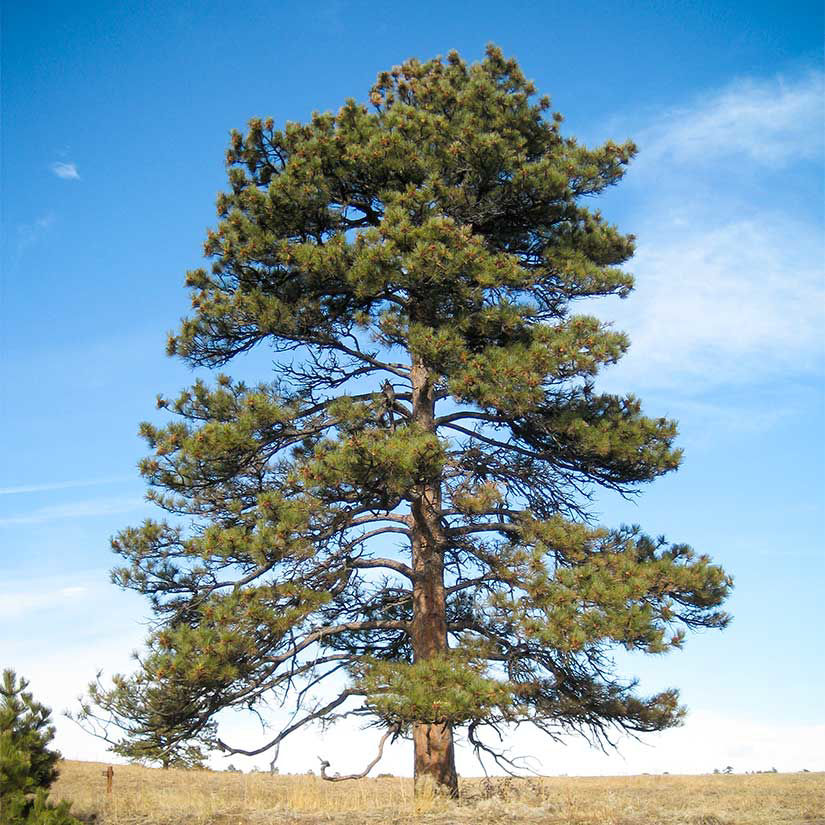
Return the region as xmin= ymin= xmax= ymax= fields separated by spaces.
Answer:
xmin=0 ymin=670 xmax=80 ymax=824
xmin=84 ymin=46 xmax=731 ymax=797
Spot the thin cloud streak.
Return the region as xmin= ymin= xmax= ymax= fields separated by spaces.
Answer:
xmin=0 ymin=496 xmax=144 ymax=528
xmin=0 ymin=476 xmax=133 ymax=496
xmin=50 ymin=161 xmax=80 ymax=180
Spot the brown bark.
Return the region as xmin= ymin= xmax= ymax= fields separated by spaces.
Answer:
xmin=409 ymin=359 xmax=459 ymax=799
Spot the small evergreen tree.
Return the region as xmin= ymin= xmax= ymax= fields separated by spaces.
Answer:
xmin=82 ymin=46 xmax=731 ymax=797
xmin=0 ymin=669 xmax=80 ymax=825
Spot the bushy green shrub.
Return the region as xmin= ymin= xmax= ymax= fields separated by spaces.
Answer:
xmin=0 ymin=669 xmax=81 ymax=825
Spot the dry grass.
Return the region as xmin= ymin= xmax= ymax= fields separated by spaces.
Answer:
xmin=50 ymin=760 xmax=824 ymax=825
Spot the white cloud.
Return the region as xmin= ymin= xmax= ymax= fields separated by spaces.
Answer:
xmin=50 ymin=161 xmax=80 ymax=180
xmin=634 ymin=70 xmax=824 ymax=169
xmin=598 ymin=215 xmax=824 ymax=391
xmin=0 ymin=496 xmax=143 ymax=527
xmin=593 ymin=69 xmax=825 ymax=393
xmin=7 ymin=630 xmax=148 ymax=764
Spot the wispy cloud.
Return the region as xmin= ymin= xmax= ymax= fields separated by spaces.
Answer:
xmin=634 ymin=69 xmax=824 ymax=169
xmin=594 ymin=69 xmax=825 ymax=393
xmin=0 ymin=477 xmax=133 ymax=496
xmin=0 ymin=496 xmax=144 ymax=528
xmin=10 ymin=213 xmax=55 ymax=269
xmin=600 ymin=215 xmax=824 ymax=390
xmin=0 ymin=584 xmax=90 ymax=620
xmin=50 ymin=161 xmax=80 ymax=180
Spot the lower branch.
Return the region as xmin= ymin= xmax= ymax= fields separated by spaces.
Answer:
xmin=467 ymin=720 xmax=541 ymax=778
xmin=217 ymin=688 xmax=362 ymax=758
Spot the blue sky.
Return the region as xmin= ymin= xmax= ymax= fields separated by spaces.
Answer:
xmin=2 ymin=1 xmax=823 ymax=775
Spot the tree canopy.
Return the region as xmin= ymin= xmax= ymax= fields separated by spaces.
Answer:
xmin=80 ymin=46 xmax=731 ymax=796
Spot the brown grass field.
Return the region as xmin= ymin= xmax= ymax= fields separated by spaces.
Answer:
xmin=50 ymin=760 xmax=823 ymax=825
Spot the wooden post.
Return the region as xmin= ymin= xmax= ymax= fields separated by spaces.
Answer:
xmin=102 ymin=765 xmax=113 ymax=796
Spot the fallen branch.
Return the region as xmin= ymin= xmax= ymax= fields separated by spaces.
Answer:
xmin=318 ymin=724 xmax=400 ymax=781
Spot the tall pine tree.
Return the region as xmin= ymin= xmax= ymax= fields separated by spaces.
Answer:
xmin=83 ymin=47 xmax=731 ymax=796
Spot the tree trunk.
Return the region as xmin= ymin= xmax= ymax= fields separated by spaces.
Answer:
xmin=409 ymin=359 xmax=459 ymax=799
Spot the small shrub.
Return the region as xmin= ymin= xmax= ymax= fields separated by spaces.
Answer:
xmin=0 ymin=669 xmax=81 ymax=824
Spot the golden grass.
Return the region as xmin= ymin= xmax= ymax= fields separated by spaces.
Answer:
xmin=50 ymin=760 xmax=824 ymax=825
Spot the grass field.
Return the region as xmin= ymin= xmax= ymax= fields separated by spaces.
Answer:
xmin=50 ymin=760 xmax=823 ymax=825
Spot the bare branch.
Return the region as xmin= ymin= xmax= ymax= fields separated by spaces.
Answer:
xmin=435 ymin=411 xmax=506 ymax=427
xmin=325 ymin=338 xmax=410 ymax=379
xmin=265 ymin=620 xmax=410 ymax=667
xmin=349 ymin=556 xmax=414 ymax=580
xmin=347 ymin=513 xmax=411 ymax=528
xmin=447 ymin=522 xmax=520 ymax=537
xmin=446 ymin=574 xmax=495 ymax=595
xmin=344 ymin=525 xmax=411 ymax=548
xmin=467 ymin=721 xmax=542 ymax=778
xmin=440 ymin=422 xmax=539 ymax=460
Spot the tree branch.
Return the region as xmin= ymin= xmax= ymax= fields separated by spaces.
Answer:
xmin=440 ymin=422 xmax=539 ymax=460
xmin=446 ymin=574 xmax=496 ymax=595
xmin=447 ymin=522 xmax=520 ymax=537
xmin=435 ymin=411 xmax=506 ymax=426
xmin=266 ymin=620 xmax=410 ymax=667
xmin=349 ymin=556 xmax=414 ymax=580
xmin=326 ymin=338 xmax=410 ymax=378
xmin=217 ymin=688 xmax=363 ymax=757
xmin=344 ymin=526 xmax=411 ymax=548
